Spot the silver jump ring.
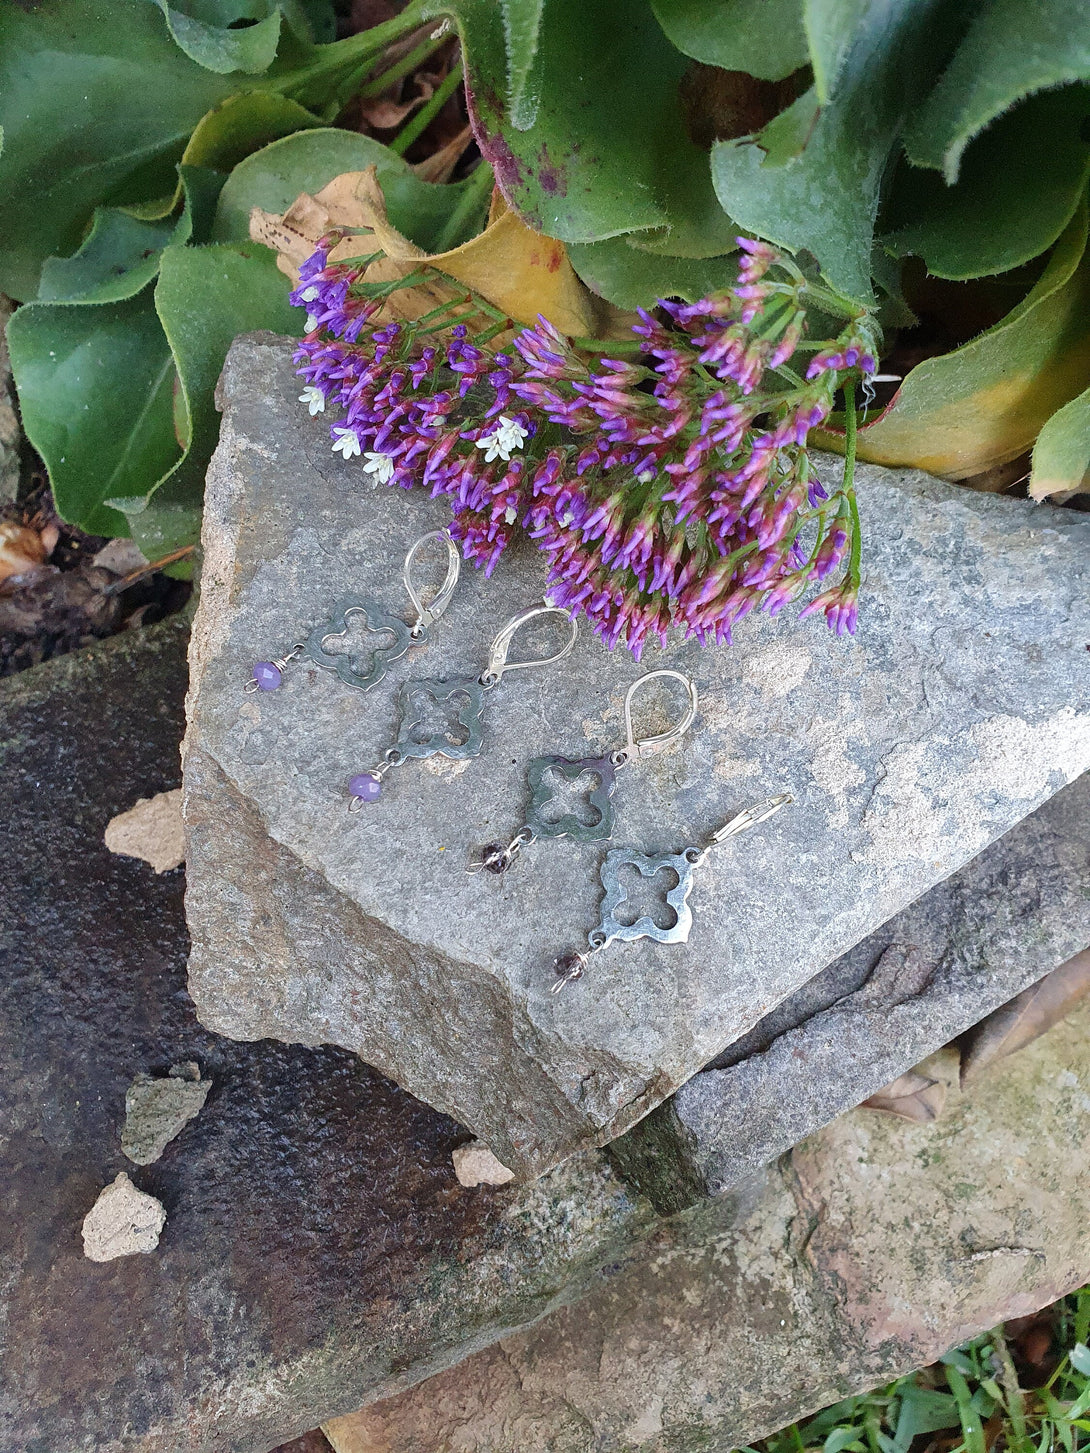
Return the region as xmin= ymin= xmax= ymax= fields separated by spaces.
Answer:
xmin=402 ymin=528 xmax=461 ymax=637
xmin=622 ymin=669 xmax=698 ymax=760
xmin=482 ymin=604 xmax=578 ymax=684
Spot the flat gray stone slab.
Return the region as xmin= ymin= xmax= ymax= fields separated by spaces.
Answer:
xmin=324 ymin=1000 xmax=1090 ymax=1453
xmin=185 ymin=333 xmax=1090 ymax=1178
xmin=612 ymin=770 xmax=1090 ymax=1208
xmin=0 ymin=621 xmax=652 ymax=1453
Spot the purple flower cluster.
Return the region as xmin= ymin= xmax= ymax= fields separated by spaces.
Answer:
xmin=291 ymin=234 xmax=876 ymax=654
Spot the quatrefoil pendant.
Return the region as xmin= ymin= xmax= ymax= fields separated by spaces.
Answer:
xmin=304 ymin=598 xmax=412 ymax=692
xmin=595 ymin=848 xmax=696 ymax=949
xmin=525 ymin=755 xmax=617 ymax=842
xmin=394 ymin=676 xmax=487 ymax=760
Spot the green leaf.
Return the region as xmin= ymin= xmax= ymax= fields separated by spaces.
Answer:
xmin=892 ymin=1387 xmax=960 ymax=1453
xmin=155 ymin=0 xmax=286 ymax=75
xmin=802 ymin=0 xmax=869 ymax=103
xmin=650 ymin=0 xmax=808 ymax=82
xmin=1071 ymin=1343 xmax=1090 ymax=1377
xmin=1030 ymin=384 xmax=1090 ymax=498
xmin=212 ymin=128 xmax=407 ymax=239
xmin=945 ymin=1366 xmax=987 ymax=1453
xmin=429 ymin=0 xmax=734 ymax=257
xmin=904 ymin=0 xmax=1090 ymax=183
xmin=7 ymin=285 xmax=181 ymax=537
xmin=569 ymin=237 xmax=738 ymax=308
xmin=883 ymin=85 xmax=1090 ymax=279
xmin=212 ymin=127 xmax=490 ymax=252
xmin=823 ymin=1428 xmax=865 ymax=1453
xmin=0 ymin=0 xmax=238 ymax=301
xmin=502 ymin=0 xmax=546 ymax=129
xmin=842 ymin=199 xmax=1090 ymax=477
xmin=37 ymin=212 xmax=180 ymax=305
xmin=711 ymin=0 xmax=963 ymax=301
xmin=122 ymin=241 xmax=303 ymax=549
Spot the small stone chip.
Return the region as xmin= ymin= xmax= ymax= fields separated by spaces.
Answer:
xmin=104 ymin=789 xmax=185 ymax=874
xmin=452 ymin=1141 xmax=516 ymax=1187
xmin=82 ymin=1172 xmax=166 ymax=1262
xmin=121 ymin=1065 xmax=212 ymax=1165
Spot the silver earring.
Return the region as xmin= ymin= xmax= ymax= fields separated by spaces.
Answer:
xmin=346 ymin=604 xmax=579 ymax=807
xmin=550 ymin=793 xmax=793 ymax=993
xmin=468 ymin=669 xmax=699 ymax=876
xmin=246 ymin=528 xmax=460 ymax=694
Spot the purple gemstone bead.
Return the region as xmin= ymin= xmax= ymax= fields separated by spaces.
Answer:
xmin=348 ymin=772 xmax=382 ymax=802
xmin=253 ymin=661 xmax=282 ymax=691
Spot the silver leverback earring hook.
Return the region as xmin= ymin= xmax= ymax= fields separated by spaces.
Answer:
xmin=480 ymin=604 xmax=578 ymax=687
xmin=613 ymin=668 xmax=698 ymax=766
xmin=402 ymin=528 xmax=461 ymax=638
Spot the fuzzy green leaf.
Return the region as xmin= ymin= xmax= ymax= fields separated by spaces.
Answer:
xmin=502 ymin=0 xmax=547 ymax=129
xmin=1030 ymin=385 xmax=1090 ymax=498
xmin=650 ymin=0 xmax=808 ymax=81
xmin=7 ymin=286 xmax=181 ymax=537
xmin=428 ymin=0 xmax=734 ymax=257
xmin=568 ymin=237 xmax=738 ymax=308
xmin=212 ymin=128 xmax=489 ymax=253
xmin=37 ymin=213 xmax=181 ymax=305
xmin=712 ymin=0 xmax=963 ymax=301
xmin=155 ymin=0 xmax=286 ymax=75
xmin=118 ymin=241 xmax=304 ymax=551
xmin=883 ymin=85 xmax=1090 ymax=279
xmin=840 ymin=199 xmax=1090 ymax=478
xmin=904 ymin=0 xmax=1090 ymax=183
xmin=0 ymin=0 xmax=237 ymax=300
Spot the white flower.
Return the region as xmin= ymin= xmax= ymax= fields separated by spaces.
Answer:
xmin=298 ymin=385 xmax=325 ymax=416
xmin=475 ymin=415 xmax=529 ymax=464
xmin=504 ymin=505 xmax=519 ymax=524
xmin=636 ymin=468 xmax=656 ymax=484
xmin=331 ymin=427 xmax=361 ymax=460
xmin=362 ymin=451 xmax=396 ymax=485
xmin=305 ymin=312 xmax=320 ymax=331
xmin=299 ymin=284 xmax=320 ymax=303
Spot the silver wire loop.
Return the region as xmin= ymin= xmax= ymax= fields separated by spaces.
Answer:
xmin=687 ymin=792 xmax=793 ymax=859
xmin=615 ymin=669 xmax=698 ymax=765
xmin=710 ymin=792 xmax=792 ymax=843
xmin=402 ymin=528 xmax=461 ymax=637
xmin=243 ymin=643 xmax=305 ymax=691
xmin=480 ymin=604 xmax=578 ymax=686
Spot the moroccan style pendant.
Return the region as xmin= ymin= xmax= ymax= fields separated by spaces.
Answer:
xmin=550 ymin=793 xmax=792 ymax=992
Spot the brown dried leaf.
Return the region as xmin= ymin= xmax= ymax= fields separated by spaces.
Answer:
xmin=960 ymin=949 xmax=1090 ymax=1086
xmin=360 ymin=76 xmax=434 ymax=132
xmin=412 ymin=123 xmax=473 ymax=183
xmin=0 ymin=521 xmax=49 ymax=583
xmin=250 ymin=165 xmax=630 ymax=338
xmin=862 ymin=1069 xmax=947 ymax=1123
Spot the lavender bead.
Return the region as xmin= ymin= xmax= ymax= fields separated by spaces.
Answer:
xmin=348 ymin=772 xmax=382 ymax=802
xmin=253 ymin=661 xmax=282 ymax=690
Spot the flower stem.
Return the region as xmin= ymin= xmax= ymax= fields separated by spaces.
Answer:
xmin=430 ymin=160 xmax=494 ymax=253
xmin=358 ymin=25 xmax=452 ymax=98
xmin=389 ymin=59 xmax=464 ymax=155
xmin=267 ymin=0 xmax=430 ymax=104
xmin=843 ymin=378 xmax=862 ymax=587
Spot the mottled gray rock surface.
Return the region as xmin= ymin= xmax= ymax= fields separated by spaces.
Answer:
xmin=184 ymin=334 xmax=1090 ymax=1178
xmin=324 ymin=1000 xmax=1090 ymax=1453
xmin=0 ymin=620 xmax=654 ymax=1453
xmin=611 ymin=772 xmax=1090 ymax=1208
xmin=121 ymin=1063 xmax=213 ymax=1165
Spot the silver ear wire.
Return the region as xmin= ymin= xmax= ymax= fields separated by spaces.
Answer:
xmin=613 ymin=669 xmax=698 ymax=767
xmin=479 ymin=604 xmax=578 ymax=688
xmin=402 ymin=528 xmax=461 ymax=639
